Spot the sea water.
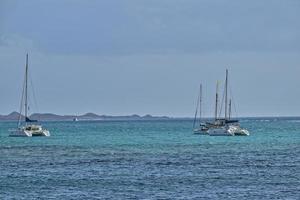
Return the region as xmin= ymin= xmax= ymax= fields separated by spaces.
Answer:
xmin=0 ymin=119 xmax=299 ymax=199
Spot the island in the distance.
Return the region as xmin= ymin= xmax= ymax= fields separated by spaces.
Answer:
xmin=0 ymin=112 xmax=171 ymax=121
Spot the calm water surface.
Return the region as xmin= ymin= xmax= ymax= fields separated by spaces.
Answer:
xmin=1 ymin=119 xmax=299 ymax=199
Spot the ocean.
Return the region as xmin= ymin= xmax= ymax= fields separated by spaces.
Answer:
xmin=0 ymin=119 xmax=299 ymax=199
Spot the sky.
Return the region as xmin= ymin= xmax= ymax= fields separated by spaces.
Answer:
xmin=0 ymin=0 xmax=300 ymax=117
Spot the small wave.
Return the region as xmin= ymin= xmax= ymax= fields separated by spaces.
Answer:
xmin=286 ymin=120 xmax=300 ymax=123
xmin=254 ymin=119 xmax=271 ymax=122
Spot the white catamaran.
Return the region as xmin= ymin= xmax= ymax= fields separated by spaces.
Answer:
xmin=9 ymin=54 xmax=50 ymax=137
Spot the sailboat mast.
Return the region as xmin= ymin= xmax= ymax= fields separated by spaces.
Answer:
xmin=199 ymin=84 xmax=202 ymax=123
xmin=193 ymin=86 xmax=200 ymax=130
xmin=215 ymin=81 xmax=219 ymax=121
xmin=224 ymin=69 xmax=228 ymax=120
xmin=229 ymin=99 xmax=232 ymax=120
xmin=25 ymin=54 xmax=28 ymax=121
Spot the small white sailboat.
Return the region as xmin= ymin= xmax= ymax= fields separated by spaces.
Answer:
xmin=193 ymin=84 xmax=209 ymax=135
xmin=9 ymin=54 xmax=50 ymax=137
xmin=73 ymin=117 xmax=79 ymax=122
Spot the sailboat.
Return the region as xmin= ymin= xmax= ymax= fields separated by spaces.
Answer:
xmin=208 ymin=69 xmax=249 ymax=136
xmin=193 ymin=84 xmax=209 ymax=135
xmin=9 ymin=54 xmax=50 ymax=137
xmin=207 ymin=73 xmax=234 ymax=136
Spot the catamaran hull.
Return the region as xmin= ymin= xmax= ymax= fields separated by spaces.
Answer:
xmin=227 ymin=125 xmax=250 ymax=136
xmin=234 ymin=129 xmax=250 ymax=136
xmin=9 ymin=129 xmax=50 ymax=137
xmin=208 ymin=128 xmax=234 ymax=136
xmin=31 ymin=130 xmax=50 ymax=137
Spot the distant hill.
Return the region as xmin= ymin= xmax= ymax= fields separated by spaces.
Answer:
xmin=0 ymin=112 xmax=24 ymax=121
xmin=0 ymin=112 xmax=170 ymax=121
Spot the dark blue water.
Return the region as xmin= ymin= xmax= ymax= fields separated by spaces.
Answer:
xmin=1 ymin=119 xmax=299 ymax=199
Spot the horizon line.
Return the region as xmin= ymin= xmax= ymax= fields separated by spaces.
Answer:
xmin=2 ymin=111 xmax=300 ymax=119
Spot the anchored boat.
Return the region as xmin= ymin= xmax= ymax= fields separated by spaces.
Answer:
xmin=208 ymin=69 xmax=249 ymax=136
xmin=9 ymin=54 xmax=50 ymax=137
xmin=193 ymin=84 xmax=209 ymax=135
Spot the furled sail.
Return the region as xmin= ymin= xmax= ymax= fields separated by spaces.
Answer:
xmin=25 ymin=117 xmax=38 ymax=123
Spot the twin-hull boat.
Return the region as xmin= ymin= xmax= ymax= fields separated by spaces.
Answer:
xmin=10 ymin=125 xmax=50 ymax=137
xmin=9 ymin=54 xmax=50 ymax=137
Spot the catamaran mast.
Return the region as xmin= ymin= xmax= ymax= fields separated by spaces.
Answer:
xmin=215 ymin=81 xmax=219 ymax=121
xmin=25 ymin=54 xmax=28 ymax=122
xmin=224 ymin=69 xmax=228 ymax=120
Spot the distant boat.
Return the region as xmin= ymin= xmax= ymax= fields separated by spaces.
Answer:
xmin=193 ymin=84 xmax=209 ymax=135
xmin=73 ymin=117 xmax=79 ymax=122
xmin=9 ymin=54 xmax=50 ymax=137
xmin=208 ymin=69 xmax=249 ymax=136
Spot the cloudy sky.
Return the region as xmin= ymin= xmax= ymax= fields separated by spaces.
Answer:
xmin=0 ymin=0 xmax=300 ymax=117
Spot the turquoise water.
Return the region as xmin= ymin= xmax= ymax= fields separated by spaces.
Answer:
xmin=1 ymin=119 xmax=299 ymax=199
